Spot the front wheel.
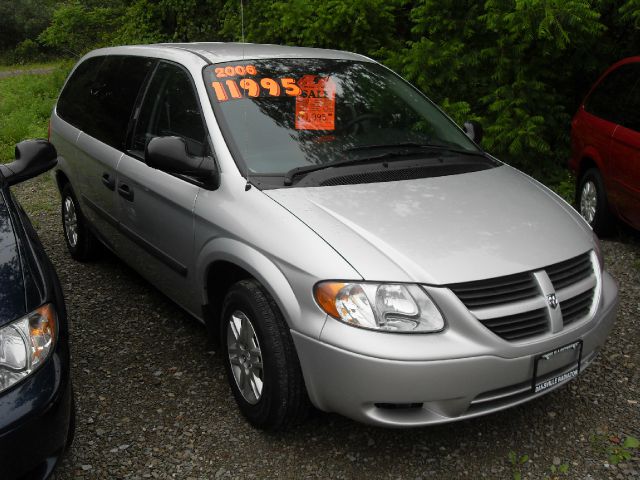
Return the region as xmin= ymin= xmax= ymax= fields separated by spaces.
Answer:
xmin=221 ymin=279 xmax=309 ymax=430
xmin=576 ymin=168 xmax=615 ymax=236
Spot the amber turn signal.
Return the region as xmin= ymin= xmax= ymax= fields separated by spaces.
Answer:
xmin=313 ymin=282 xmax=346 ymax=319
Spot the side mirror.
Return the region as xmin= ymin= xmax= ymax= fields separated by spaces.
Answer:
xmin=0 ymin=139 xmax=57 ymax=186
xmin=145 ymin=136 xmax=219 ymax=189
xmin=463 ymin=120 xmax=483 ymax=144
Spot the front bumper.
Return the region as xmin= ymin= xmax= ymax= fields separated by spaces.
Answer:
xmin=293 ymin=272 xmax=618 ymax=427
xmin=0 ymin=345 xmax=72 ymax=479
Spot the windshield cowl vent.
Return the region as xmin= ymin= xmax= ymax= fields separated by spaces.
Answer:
xmin=316 ymin=163 xmax=489 ymax=187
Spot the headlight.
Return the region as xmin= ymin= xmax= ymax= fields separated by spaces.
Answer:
xmin=314 ymin=282 xmax=444 ymax=333
xmin=0 ymin=304 xmax=56 ymax=393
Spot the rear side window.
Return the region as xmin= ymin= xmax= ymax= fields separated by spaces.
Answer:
xmin=57 ymin=55 xmax=155 ymax=149
xmin=585 ymin=63 xmax=640 ymax=125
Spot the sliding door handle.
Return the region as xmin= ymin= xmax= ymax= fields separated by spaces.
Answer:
xmin=101 ymin=172 xmax=115 ymax=190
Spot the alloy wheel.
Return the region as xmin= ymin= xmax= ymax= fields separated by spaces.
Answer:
xmin=226 ymin=310 xmax=264 ymax=405
xmin=580 ymin=180 xmax=598 ymax=225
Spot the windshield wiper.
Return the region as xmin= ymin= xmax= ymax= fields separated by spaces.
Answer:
xmin=344 ymin=142 xmax=486 ymax=158
xmin=283 ymin=143 xmax=486 ymax=186
xmin=283 ymin=151 xmax=427 ymax=186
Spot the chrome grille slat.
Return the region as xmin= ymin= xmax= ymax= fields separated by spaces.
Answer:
xmin=450 ymin=274 xmax=538 ymax=309
xmin=453 ymin=276 xmax=533 ymax=293
xmin=454 ymin=282 xmax=535 ymax=299
xmin=561 ymin=288 xmax=594 ymax=326
xmin=482 ymin=310 xmax=547 ymax=328
xmin=556 ymin=274 xmax=597 ymax=301
xmin=448 ymin=251 xmax=596 ymax=342
xmin=502 ymin=325 xmax=548 ymax=341
xmin=460 ymin=291 xmax=539 ymax=308
xmin=561 ymin=289 xmax=593 ymax=309
xmin=472 ymin=296 xmax=547 ymax=320
xmin=478 ymin=308 xmax=548 ymax=340
xmin=547 ymin=252 xmax=592 ymax=290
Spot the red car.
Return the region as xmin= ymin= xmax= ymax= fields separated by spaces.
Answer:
xmin=570 ymin=56 xmax=640 ymax=234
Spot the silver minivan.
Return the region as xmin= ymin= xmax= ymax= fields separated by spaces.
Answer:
xmin=50 ymin=43 xmax=618 ymax=430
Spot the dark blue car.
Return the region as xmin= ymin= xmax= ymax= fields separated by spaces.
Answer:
xmin=0 ymin=140 xmax=74 ymax=479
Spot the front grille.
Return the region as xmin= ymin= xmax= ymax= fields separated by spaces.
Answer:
xmin=479 ymin=308 xmax=548 ymax=341
xmin=449 ymin=251 xmax=597 ymax=342
xmin=546 ymin=252 xmax=592 ymax=290
xmin=449 ymin=272 xmax=538 ymax=309
xmin=561 ymin=288 xmax=594 ymax=326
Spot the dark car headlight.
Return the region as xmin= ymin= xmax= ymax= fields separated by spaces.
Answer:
xmin=0 ymin=304 xmax=56 ymax=393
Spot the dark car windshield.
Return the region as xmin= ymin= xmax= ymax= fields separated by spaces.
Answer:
xmin=203 ymin=59 xmax=484 ymax=179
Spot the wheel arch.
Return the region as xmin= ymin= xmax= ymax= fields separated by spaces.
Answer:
xmin=197 ymin=238 xmax=301 ymax=346
xmin=576 ymin=149 xmax=604 ymax=180
xmin=55 ymin=169 xmax=70 ymax=193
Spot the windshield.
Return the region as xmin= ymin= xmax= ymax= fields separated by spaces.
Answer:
xmin=203 ymin=59 xmax=482 ymax=177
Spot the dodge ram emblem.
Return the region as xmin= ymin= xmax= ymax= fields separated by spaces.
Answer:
xmin=547 ymin=293 xmax=558 ymax=309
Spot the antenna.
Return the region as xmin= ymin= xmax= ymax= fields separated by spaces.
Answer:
xmin=240 ymin=0 xmax=245 ymax=43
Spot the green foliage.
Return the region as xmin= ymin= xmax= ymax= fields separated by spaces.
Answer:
xmin=0 ymin=0 xmax=56 ymax=51
xmin=116 ymin=0 xmax=226 ymax=44
xmin=545 ymin=462 xmax=571 ymax=479
xmin=38 ymin=3 xmax=123 ymax=56
xmin=591 ymin=434 xmax=640 ymax=465
xmin=508 ymin=450 xmax=530 ymax=480
xmin=620 ymin=0 xmax=640 ymax=29
xmin=220 ymin=0 xmax=407 ymax=58
xmin=9 ymin=0 xmax=640 ymax=190
xmin=0 ymin=65 xmax=70 ymax=162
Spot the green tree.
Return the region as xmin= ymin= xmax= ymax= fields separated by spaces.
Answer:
xmin=27 ymin=0 xmax=640 ymax=189
xmin=38 ymin=3 xmax=124 ymax=55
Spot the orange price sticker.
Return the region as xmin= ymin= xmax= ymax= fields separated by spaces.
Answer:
xmin=210 ymin=77 xmax=304 ymax=102
xmin=214 ymin=64 xmax=258 ymax=78
xmin=295 ymin=75 xmax=336 ymax=131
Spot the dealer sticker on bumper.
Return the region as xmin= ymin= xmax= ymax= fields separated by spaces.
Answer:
xmin=533 ymin=340 xmax=583 ymax=393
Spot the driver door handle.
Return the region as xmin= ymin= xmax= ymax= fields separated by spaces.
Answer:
xmin=117 ymin=183 xmax=134 ymax=202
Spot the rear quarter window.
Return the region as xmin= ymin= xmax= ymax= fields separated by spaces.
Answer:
xmin=584 ymin=63 xmax=640 ymax=125
xmin=57 ymin=55 xmax=156 ymax=149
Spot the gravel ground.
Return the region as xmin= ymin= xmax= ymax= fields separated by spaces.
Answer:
xmin=12 ymin=176 xmax=640 ymax=480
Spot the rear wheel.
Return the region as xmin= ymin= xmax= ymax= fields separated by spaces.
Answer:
xmin=61 ymin=184 xmax=99 ymax=261
xmin=221 ymin=279 xmax=309 ymax=430
xmin=577 ymin=168 xmax=615 ymax=236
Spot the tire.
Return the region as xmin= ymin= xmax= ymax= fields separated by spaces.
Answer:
xmin=221 ymin=279 xmax=309 ymax=430
xmin=61 ymin=184 xmax=99 ymax=261
xmin=576 ymin=168 xmax=615 ymax=236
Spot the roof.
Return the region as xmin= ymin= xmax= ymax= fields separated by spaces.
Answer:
xmin=145 ymin=42 xmax=372 ymax=64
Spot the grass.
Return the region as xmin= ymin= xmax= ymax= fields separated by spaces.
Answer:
xmin=0 ymin=62 xmax=71 ymax=163
xmin=0 ymin=61 xmax=66 ymax=73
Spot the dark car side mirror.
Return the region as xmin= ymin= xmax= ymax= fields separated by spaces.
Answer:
xmin=0 ymin=139 xmax=57 ymax=186
xmin=463 ymin=120 xmax=484 ymax=144
xmin=145 ymin=136 xmax=219 ymax=189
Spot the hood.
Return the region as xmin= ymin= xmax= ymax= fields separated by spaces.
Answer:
xmin=0 ymin=191 xmax=26 ymax=325
xmin=265 ymin=165 xmax=593 ymax=285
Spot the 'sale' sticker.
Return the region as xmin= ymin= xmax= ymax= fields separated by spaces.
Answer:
xmin=295 ymin=75 xmax=336 ymax=131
